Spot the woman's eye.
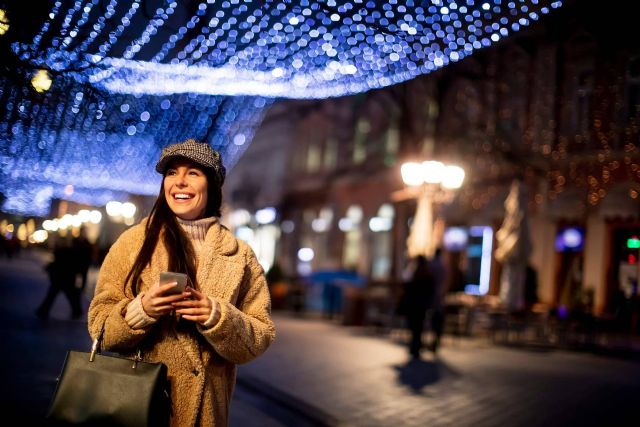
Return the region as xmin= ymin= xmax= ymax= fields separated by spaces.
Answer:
xmin=166 ymin=170 xmax=176 ymax=176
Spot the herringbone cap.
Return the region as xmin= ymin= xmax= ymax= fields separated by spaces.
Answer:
xmin=155 ymin=139 xmax=226 ymax=185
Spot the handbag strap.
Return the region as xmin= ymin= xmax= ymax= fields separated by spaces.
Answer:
xmin=89 ymin=321 xmax=143 ymax=368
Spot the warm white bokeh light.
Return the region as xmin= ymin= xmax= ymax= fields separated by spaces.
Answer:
xmin=106 ymin=201 xmax=123 ymax=217
xmin=442 ymin=165 xmax=466 ymax=189
xmin=121 ymin=202 xmax=137 ymax=219
xmin=400 ymin=162 xmax=424 ymax=186
xmin=422 ymin=161 xmax=445 ymax=184
xmin=31 ymin=69 xmax=52 ymax=93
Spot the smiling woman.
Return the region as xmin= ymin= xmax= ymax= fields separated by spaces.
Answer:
xmin=87 ymin=138 xmax=275 ymax=427
xmin=164 ymin=160 xmax=209 ymax=221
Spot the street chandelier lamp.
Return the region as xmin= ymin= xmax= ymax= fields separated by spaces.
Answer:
xmin=401 ymin=161 xmax=465 ymax=192
xmin=400 ymin=160 xmax=465 ymax=259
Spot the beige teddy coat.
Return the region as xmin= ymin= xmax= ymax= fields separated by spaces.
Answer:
xmin=87 ymin=220 xmax=275 ymax=427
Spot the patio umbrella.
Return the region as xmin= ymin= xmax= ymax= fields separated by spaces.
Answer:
xmin=495 ymin=180 xmax=532 ymax=311
xmin=407 ymin=191 xmax=440 ymax=259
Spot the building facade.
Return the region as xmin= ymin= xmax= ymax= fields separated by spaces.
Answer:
xmin=224 ymin=0 xmax=639 ymax=320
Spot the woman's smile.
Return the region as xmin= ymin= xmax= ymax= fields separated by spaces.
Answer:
xmin=171 ymin=192 xmax=195 ymax=201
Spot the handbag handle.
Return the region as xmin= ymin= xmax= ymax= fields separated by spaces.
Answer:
xmin=89 ymin=322 xmax=143 ymax=368
xmin=89 ymin=326 xmax=104 ymax=362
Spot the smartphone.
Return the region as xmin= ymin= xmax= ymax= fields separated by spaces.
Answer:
xmin=159 ymin=272 xmax=188 ymax=295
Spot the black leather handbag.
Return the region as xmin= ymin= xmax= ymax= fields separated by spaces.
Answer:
xmin=46 ymin=328 xmax=170 ymax=426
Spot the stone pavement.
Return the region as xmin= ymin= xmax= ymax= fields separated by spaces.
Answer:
xmin=238 ymin=313 xmax=640 ymax=427
xmin=2 ymin=248 xmax=640 ymax=426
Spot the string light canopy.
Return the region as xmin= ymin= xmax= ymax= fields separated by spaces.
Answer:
xmin=13 ymin=0 xmax=563 ymax=98
xmin=0 ymin=0 xmax=563 ymax=216
xmin=0 ymin=75 xmax=271 ymax=215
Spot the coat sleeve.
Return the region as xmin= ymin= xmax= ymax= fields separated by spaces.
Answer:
xmin=87 ymin=231 xmax=149 ymax=353
xmin=198 ymin=247 xmax=276 ymax=364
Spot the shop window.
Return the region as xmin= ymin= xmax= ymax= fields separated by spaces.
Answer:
xmin=369 ymin=204 xmax=395 ymax=280
xmin=324 ymin=137 xmax=338 ymax=170
xmin=294 ymin=143 xmax=307 ymax=172
xmin=311 ymin=207 xmax=333 ymax=233
xmin=302 ymin=208 xmax=334 ymax=271
xmin=352 ymin=118 xmax=369 ymax=164
xmin=306 ymin=140 xmax=322 ymax=172
xmin=426 ymin=97 xmax=439 ymax=120
xmin=384 ymin=123 xmax=399 ymax=166
xmin=340 ymin=205 xmax=363 ymax=268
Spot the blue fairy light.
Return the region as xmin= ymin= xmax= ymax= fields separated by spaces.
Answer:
xmin=12 ymin=0 xmax=562 ymax=98
xmin=0 ymin=75 xmax=272 ymax=216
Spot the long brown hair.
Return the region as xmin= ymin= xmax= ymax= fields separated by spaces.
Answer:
xmin=124 ymin=165 xmax=223 ymax=296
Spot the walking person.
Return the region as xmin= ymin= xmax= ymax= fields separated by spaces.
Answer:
xmin=36 ymin=236 xmax=83 ymax=320
xmin=72 ymin=225 xmax=93 ymax=291
xmin=88 ymin=139 xmax=275 ymax=427
xmin=404 ymin=255 xmax=432 ymax=359
xmin=427 ymin=248 xmax=447 ymax=353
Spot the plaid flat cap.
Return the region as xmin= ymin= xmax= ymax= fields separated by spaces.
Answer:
xmin=155 ymin=139 xmax=226 ymax=185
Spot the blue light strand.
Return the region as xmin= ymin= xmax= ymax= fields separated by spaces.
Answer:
xmin=91 ymin=0 xmax=141 ymax=63
xmin=68 ymin=0 xmax=119 ymax=64
xmin=179 ymin=3 xmax=226 ymax=65
xmin=122 ymin=0 xmax=176 ymax=60
xmin=61 ymin=0 xmax=99 ymax=51
xmin=151 ymin=2 xmax=199 ymax=63
xmin=51 ymin=0 xmax=84 ymax=48
xmin=25 ymin=1 xmax=63 ymax=59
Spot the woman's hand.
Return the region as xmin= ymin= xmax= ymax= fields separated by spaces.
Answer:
xmin=172 ymin=287 xmax=213 ymax=324
xmin=141 ymin=282 xmax=190 ymax=319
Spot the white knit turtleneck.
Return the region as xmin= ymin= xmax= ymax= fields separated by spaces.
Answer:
xmin=176 ymin=216 xmax=217 ymax=257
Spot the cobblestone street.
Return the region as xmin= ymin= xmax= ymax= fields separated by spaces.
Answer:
xmin=240 ymin=313 xmax=640 ymax=427
xmin=2 ymin=250 xmax=639 ymax=426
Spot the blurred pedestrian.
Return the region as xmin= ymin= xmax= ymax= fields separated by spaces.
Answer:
xmin=88 ymin=139 xmax=275 ymax=427
xmin=427 ymin=248 xmax=447 ymax=353
xmin=36 ymin=236 xmax=83 ymax=320
xmin=404 ymin=255 xmax=432 ymax=359
xmin=5 ymin=233 xmax=20 ymax=258
xmin=72 ymin=226 xmax=93 ymax=291
xmin=0 ymin=233 xmax=7 ymax=257
xmin=265 ymin=261 xmax=289 ymax=310
xmin=524 ymin=264 xmax=539 ymax=311
xmin=323 ymin=278 xmax=342 ymax=319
